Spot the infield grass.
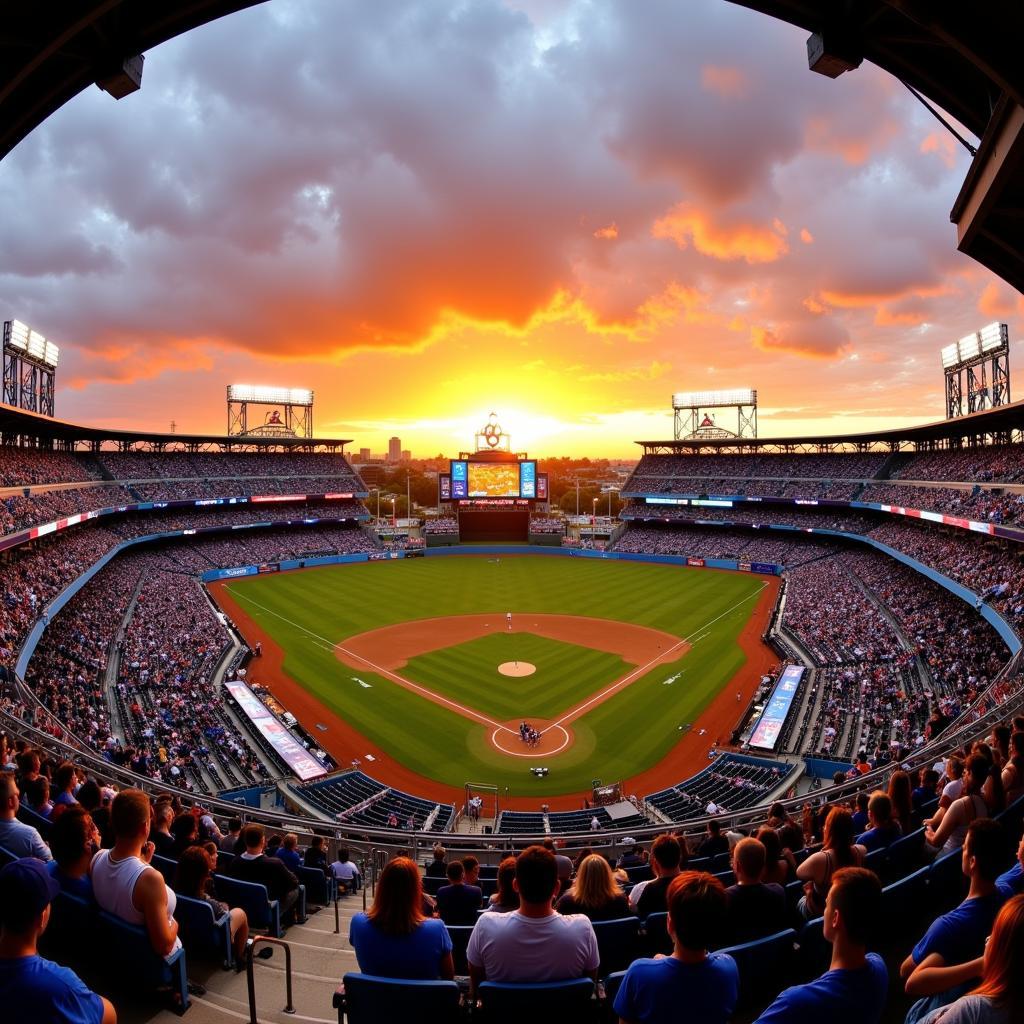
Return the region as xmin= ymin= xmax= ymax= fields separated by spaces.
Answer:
xmin=222 ymin=555 xmax=766 ymax=795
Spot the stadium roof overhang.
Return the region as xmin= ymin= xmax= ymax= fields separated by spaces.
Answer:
xmin=727 ymin=1 xmax=1024 ymax=295
xmin=0 ymin=403 xmax=350 ymax=453
xmin=637 ymin=398 xmax=1024 ymax=454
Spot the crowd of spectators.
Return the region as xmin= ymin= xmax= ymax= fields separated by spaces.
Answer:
xmin=528 ymin=516 xmax=565 ymax=534
xmin=424 ymin=517 xmax=459 ymax=535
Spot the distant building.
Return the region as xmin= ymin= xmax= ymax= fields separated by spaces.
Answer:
xmin=388 ymin=437 xmax=401 ymax=463
xmin=358 ymin=447 xmax=371 ymax=461
xmin=401 ymin=449 xmax=411 ymax=462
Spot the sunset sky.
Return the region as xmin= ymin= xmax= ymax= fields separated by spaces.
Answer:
xmin=2 ymin=0 xmax=1022 ymax=458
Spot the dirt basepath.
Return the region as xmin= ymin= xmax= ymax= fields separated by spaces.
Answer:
xmin=209 ymin=570 xmax=780 ymax=812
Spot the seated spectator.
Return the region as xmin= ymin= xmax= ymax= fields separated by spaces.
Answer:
xmin=542 ymin=837 xmax=574 ymax=892
xmin=901 ymin=819 xmax=1008 ymax=1020
xmin=277 ymin=834 xmax=302 ymax=873
xmin=487 ymin=856 xmax=519 ymax=913
xmin=913 ymin=769 xmax=941 ymax=813
xmin=634 ymin=834 xmax=684 ymax=919
xmin=888 ymin=771 xmax=915 ymax=834
xmin=724 ymin=838 xmax=787 ymax=946
xmin=149 ymin=805 xmax=176 ymax=858
xmin=196 ymin=809 xmax=223 ymax=845
xmin=757 ymin=827 xmax=796 ymax=886
xmin=927 ymin=756 xmax=991 ymax=855
xmin=169 ymin=813 xmax=199 ymax=858
xmin=797 ymin=808 xmax=865 ymax=920
xmin=425 ymin=843 xmax=447 ymax=878
xmin=349 ymin=856 xmax=453 ymax=979
xmin=556 ymin=853 xmax=631 ymax=922
xmin=851 ymin=793 xmax=870 ymax=834
xmin=755 ymin=868 xmax=886 ymax=1023
xmin=856 ymin=792 xmax=902 ymax=853
xmin=47 ymin=806 xmax=98 ymax=901
xmin=461 ymin=856 xmax=480 ymax=887
xmin=996 ymin=832 xmax=1024 ymax=899
xmin=51 ymin=762 xmax=79 ymax=814
xmin=303 ymin=835 xmax=329 ymax=875
xmin=227 ymin=824 xmax=300 ymax=927
xmin=1000 ymin=732 xmax=1024 ymax=806
xmin=0 ymin=858 xmax=116 ymax=1024
xmin=696 ymin=821 xmax=730 ymax=859
xmin=916 ymin=894 xmax=1024 ymax=1024
xmin=467 ymin=845 xmax=599 ymax=992
xmin=174 ymin=847 xmax=249 ymax=967
xmin=90 ymin=789 xmax=181 ymax=960
xmin=617 ymin=838 xmax=646 ymax=869
xmin=329 ymin=848 xmax=360 ymax=893
xmin=436 ymin=860 xmax=483 ymax=926
xmin=613 ymin=872 xmax=737 ymax=1024
xmin=0 ymin=773 xmax=51 ymax=861
xmin=219 ymin=818 xmax=243 ymax=855
xmin=23 ymin=776 xmax=54 ymax=821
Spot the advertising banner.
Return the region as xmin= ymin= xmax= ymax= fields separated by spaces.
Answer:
xmin=749 ymin=665 xmax=805 ymax=750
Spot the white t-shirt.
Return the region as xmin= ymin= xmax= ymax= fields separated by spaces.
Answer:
xmin=628 ymin=878 xmax=651 ymax=909
xmin=942 ymin=779 xmax=964 ymax=803
xmin=467 ymin=910 xmax=599 ymax=983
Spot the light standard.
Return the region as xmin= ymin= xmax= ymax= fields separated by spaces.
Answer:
xmin=592 ymin=497 xmax=598 ymax=542
xmin=371 ymin=487 xmax=380 ymax=522
xmin=608 ymin=486 xmax=618 ymax=517
xmin=575 ymin=479 xmax=580 ymax=519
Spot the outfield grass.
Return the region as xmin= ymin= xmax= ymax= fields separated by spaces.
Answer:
xmin=401 ymin=633 xmax=632 ymax=721
xmin=223 ymin=555 xmax=765 ymax=795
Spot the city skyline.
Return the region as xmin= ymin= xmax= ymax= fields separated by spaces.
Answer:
xmin=1 ymin=0 xmax=1021 ymax=457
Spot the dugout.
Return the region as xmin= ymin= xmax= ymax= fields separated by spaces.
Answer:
xmin=458 ymin=507 xmax=529 ymax=542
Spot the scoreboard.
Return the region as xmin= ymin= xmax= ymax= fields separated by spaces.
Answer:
xmin=439 ymin=459 xmax=547 ymax=502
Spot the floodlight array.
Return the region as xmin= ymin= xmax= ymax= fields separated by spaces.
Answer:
xmin=4 ymin=319 xmax=59 ymax=366
xmin=227 ymin=384 xmax=313 ymax=405
xmin=941 ymin=323 xmax=1008 ymax=370
xmin=672 ymin=388 xmax=756 ymax=408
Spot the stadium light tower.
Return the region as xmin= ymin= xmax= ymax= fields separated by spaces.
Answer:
xmin=3 ymin=319 xmax=59 ymax=416
xmin=672 ymin=389 xmax=757 ymax=440
xmin=940 ymin=322 xmax=1010 ymax=418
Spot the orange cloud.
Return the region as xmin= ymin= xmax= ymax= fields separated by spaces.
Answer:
xmin=920 ymin=131 xmax=957 ymax=169
xmin=652 ymin=203 xmax=789 ymax=263
xmin=700 ymin=65 xmax=748 ymax=99
xmin=751 ymin=314 xmax=851 ymax=360
xmin=979 ymin=281 xmax=1024 ymax=319
xmin=593 ymin=223 xmax=619 ymax=239
xmin=800 ymin=227 xmax=814 ymax=244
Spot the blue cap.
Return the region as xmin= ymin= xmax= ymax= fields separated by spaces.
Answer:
xmin=0 ymin=858 xmax=60 ymax=927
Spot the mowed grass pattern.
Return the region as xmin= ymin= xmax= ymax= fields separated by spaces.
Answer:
xmin=224 ymin=556 xmax=765 ymax=795
xmin=400 ymin=633 xmax=632 ymax=721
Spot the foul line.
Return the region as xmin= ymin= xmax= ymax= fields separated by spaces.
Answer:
xmin=225 ymin=579 xmax=767 ymax=738
xmin=550 ymin=581 xmax=769 ymax=729
xmin=226 ymin=587 xmax=506 ymax=732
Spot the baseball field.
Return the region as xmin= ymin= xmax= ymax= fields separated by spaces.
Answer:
xmin=211 ymin=555 xmax=778 ymax=802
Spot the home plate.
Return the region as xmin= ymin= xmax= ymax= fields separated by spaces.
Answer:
xmin=498 ymin=662 xmax=536 ymax=677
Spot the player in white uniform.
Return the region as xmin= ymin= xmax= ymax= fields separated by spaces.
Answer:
xmin=506 ymin=611 xmax=512 ymax=631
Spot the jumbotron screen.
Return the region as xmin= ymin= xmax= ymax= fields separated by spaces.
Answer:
xmin=450 ymin=460 xmax=537 ymax=499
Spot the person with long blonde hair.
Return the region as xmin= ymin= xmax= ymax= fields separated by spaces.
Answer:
xmin=556 ymin=854 xmax=631 ymax=921
xmin=917 ymin=894 xmax=1024 ymax=1024
xmin=349 ymin=856 xmax=454 ymax=979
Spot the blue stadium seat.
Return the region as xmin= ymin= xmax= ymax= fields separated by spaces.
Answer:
xmin=335 ymin=973 xmax=460 ymax=1024
xmin=96 ymin=909 xmax=190 ymax=1014
xmin=16 ymin=803 xmax=53 ymax=840
xmin=174 ymin=893 xmax=234 ymax=969
xmin=477 ymin=978 xmax=594 ymax=1023
xmin=881 ymin=865 xmax=930 ymax=940
xmin=641 ymin=912 xmax=672 ymax=956
xmin=885 ymin=827 xmax=925 ymax=882
xmin=996 ymin=794 xmax=1024 ymax=833
xmin=151 ymin=853 xmax=178 ymax=887
xmin=795 ymin=916 xmax=830 ymax=979
xmin=591 ymin=916 xmax=641 ymax=976
xmin=623 ymin=864 xmax=653 ymax=883
xmin=297 ymin=864 xmax=335 ymax=906
xmin=928 ymin=849 xmax=966 ymax=909
xmin=445 ymin=924 xmax=474 ymax=975
xmin=39 ymin=890 xmax=95 ymax=958
xmin=719 ymin=927 xmax=796 ymax=1007
xmin=214 ymin=874 xmax=282 ymax=937
xmin=0 ymin=844 xmax=16 ymax=866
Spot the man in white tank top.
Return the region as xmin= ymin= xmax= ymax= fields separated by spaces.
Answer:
xmin=90 ymin=789 xmax=181 ymax=961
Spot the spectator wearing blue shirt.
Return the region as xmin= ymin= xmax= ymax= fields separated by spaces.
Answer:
xmin=901 ymin=819 xmax=1007 ymax=1021
xmin=996 ymin=832 xmax=1024 ymax=899
xmin=613 ymin=871 xmax=738 ymax=1024
xmin=851 ymin=792 xmax=870 ymax=834
xmin=0 ymin=772 xmax=51 ymax=861
xmin=754 ymin=867 xmax=887 ymax=1024
xmin=349 ymin=856 xmax=453 ymax=980
xmin=436 ymin=859 xmax=483 ymax=926
xmin=277 ymin=834 xmax=302 ymax=873
xmin=855 ymin=792 xmax=902 ymax=853
xmin=0 ymin=857 xmax=115 ymax=1024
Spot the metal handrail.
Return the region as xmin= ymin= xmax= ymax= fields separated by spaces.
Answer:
xmin=244 ymin=936 xmax=296 ymax=1022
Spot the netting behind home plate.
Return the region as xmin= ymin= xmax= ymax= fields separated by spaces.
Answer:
xmin=463 ymin=782 xmax=499 ymax=832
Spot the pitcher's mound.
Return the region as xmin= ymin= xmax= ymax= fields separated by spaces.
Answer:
xmin=498 ymin=661 xmax=536 ymax=677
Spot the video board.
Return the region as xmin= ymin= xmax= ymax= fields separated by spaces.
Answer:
xmin=449 ymin=459 xmax=537 ymax=499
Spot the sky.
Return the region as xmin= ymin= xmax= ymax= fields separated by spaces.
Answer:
xmin=2 ymin=0 xmax=1022 ymax=458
